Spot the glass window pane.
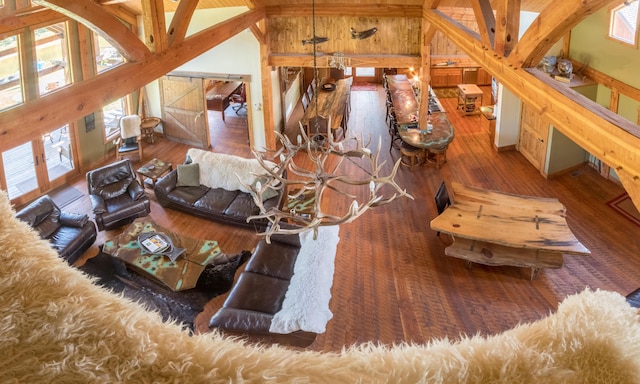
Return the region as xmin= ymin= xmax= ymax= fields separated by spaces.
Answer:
xmin=95 ymin=33 xmax=124 ymax=73
xmin=0 ymin=35 xmax=23 ymax=111
xmin=45 ymin=125 xmax=74 ymax=182
xmin=355 ymin=67 xmax=375 ymax=77
xmin=103 ymin=98 xmax=125 ymax=139
xmin=35 ymin=22 xmax=71 ymax=95
xmin=610 ymin=2 xmax=639 ymax=45
xmin=2 ymin=142 xmax=37 ymax=199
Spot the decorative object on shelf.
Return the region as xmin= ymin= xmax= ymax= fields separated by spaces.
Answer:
xmin=350 ymin=27 xmax=377 ymax=40
xmin=245 ymin=127 xmax=413 ymax=242
xmin=329 ymin=52 xmax=349 ymax=71
xmin=557 ymin=59 xmax=573 ymax=79
xmin=540 ymin=55 xmax=557 ymax=73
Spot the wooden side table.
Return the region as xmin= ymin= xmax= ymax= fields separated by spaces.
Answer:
xmin=456 ymin=84 xmax=483 ymax=116
xmin=136 ymin=158 xmax=172 ymax=189
xmin=140 ymin=117 xmax=161 ymax=144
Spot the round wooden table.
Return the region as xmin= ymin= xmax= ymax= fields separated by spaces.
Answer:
xmin=140 ymin=117 xmax=161 ymax=144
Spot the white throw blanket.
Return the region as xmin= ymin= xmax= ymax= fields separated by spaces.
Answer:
xmin=270 ymin=226 xmax=340 ymax=334
xmin=120 ymin=115 xmax=141 ymax=138
xmin=186 ymin=148 xmax=275 ymax=193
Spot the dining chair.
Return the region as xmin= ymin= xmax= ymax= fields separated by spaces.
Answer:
xmin=434 ymin=181 xmax=451 ymax=238
xmin=400 ymin=141 xmax=424 ymax=168
xmin=307 ymin=115 xmax=331 ymax=145
xmin=115 ymin=115 xmax=143 ymax=162
xmin=229 ymin=83 xmax=247 ymax=114
xmin=388 ymin=115 xmax=402 ymax=151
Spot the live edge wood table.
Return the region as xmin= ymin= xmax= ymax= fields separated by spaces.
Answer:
xmin=430 ymin=182 xmax=590 ymax=279
xmin=102 ymin=218 xmax=222 ymax=291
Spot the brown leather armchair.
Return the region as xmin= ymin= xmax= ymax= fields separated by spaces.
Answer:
xmin=86 ymin=159 xmax=151 ymax=231
xmin=15 ymin=194 xmax=97 ymax=265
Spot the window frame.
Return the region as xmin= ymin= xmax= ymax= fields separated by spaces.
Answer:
xmin=608 ymin=1 xmax=640 ymax=47
xmin=0 ymin=32 xmax=24 ymax=112
xmin=32 ymin=20 xmax=73 ymax=96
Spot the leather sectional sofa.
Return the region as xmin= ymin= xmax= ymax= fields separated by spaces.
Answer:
xmin=15 ymin=194 xmax=97 ymax=265
xmin=208 ymin=231 xmax=317 ymax=347
xmin=154 ymin=148 xmax=285 ymax=229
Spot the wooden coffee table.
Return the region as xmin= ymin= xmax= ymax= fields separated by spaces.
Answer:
xmin=430 ymin=182 xmax=590 ymax=279
xmin=101 ymin=218 xmax=222 ymax=291
xmin=136 ymin=158 xmax=172 ymax=189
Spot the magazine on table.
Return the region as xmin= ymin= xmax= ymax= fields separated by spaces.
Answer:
xmin=140 ymin=234 xmax=170 ymax=253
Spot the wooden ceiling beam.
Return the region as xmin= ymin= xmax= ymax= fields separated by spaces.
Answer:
xmin=507 ymin=0 xmax=615 ymax=68
xmin=167 ymin=0 xmax=199 ymax=47
xmin=103 ymin=4 xmax=138 ymax=27
xmin=425 ymin=7 xmax=640 ymax=211
xmin=33 ymin=0 xmax=150 ymax=62
xmin=493 ymin=0 xmax=519 ymax=57
xmin=266 ymin=4 xmax=423 ymax=18
xmin=470 ymin=0 xmax=495 ymax=50
xmin=0 ymin=8 xmax=265 ymax=150
xmin=268 ymin=53 xmax=421 ymax=68
xmin=141 ymin=0 xmax=167 ymax=52
xmin=0 ymin=8 xmax=62 ymax=36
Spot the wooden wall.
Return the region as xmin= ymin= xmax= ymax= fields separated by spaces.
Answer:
xmin=267 ymin=16 xmax=422 ymax=55
xmin=430 ymin=7 xmax=480 ymax=56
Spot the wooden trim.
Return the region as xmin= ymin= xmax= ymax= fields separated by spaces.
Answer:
xmin=265 ymin=4 xmax=423 ymax=18
xmin=269 ymin=53 xmax=421 ymax=68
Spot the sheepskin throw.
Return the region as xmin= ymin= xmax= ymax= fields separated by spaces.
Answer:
xmin=2 ymin=191 xmax=640 ymax=382
xmin=270 ymin=226 xmax=340 ymax=334
xmin=186 ymin=148 xmax=275 ymax=193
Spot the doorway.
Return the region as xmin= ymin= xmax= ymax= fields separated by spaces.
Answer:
xmin=345 ymin=67 xmax=379 ymax=83
xmin=1 ymin=124 xmax=77 ymax=206
xmin=160 ymin=72 xmax=251 ymax=150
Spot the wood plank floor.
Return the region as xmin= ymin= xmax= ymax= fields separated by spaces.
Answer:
xmin=55 ymin=84 xmax=640 ymax=352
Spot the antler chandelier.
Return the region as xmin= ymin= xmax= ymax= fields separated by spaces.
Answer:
xmin=245 ymin=128 xmax=413 ymax=242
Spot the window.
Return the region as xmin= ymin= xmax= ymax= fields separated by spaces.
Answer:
xmin=94 ymin=32 xmax=124 ymax=73
xmin=103 ymin=98 xmax=127 ymax=141
xmin=0 ymin=34 xmax=23 ymax=111
xmin=34 ymin=22 xmax=72 ymax=95
xmin=609 ymin=1 xmax=639 ymax=46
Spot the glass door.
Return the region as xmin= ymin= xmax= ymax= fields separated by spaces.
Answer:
xmin=346 ymin=67 xmax=378 ymax=83
xmin=1 ymin=125 xmax=76 ymax=206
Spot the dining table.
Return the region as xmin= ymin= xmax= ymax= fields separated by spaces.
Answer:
xmin=397 ymin=112 xmax=455 ymax=151
xmin=300 ymin=77 xmax=352 ymax=137
xmin=386 ymin=74 xmax=420 ymax=127
xmin=430 ymin=182 xmax=591 ymax=279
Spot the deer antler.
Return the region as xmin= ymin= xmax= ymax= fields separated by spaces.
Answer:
xmin=244 ymin=127 xmax=413 ymax=242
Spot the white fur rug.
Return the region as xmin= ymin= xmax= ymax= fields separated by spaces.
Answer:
xmin=2 ymin=191 xmax=640 ymax=382
xmin=270 ymin=226 xmax=340 ymax=334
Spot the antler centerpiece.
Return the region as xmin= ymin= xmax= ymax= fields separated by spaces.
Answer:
xmin=245 ymin=126 xmax=414 ymax=242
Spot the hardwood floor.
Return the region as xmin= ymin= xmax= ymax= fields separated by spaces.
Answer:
xmin=58 ymin=84 xmax=640 ymax=352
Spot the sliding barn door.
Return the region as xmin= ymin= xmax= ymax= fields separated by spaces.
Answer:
xmin=160 ymin=76 xmax=210 ymax=148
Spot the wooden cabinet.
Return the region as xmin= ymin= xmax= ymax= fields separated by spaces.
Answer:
xmin=518 ymin=103 xmax=549 ymax=173
xmin=477 ymin=68 xmax=492 ymax=86
xmin=430 ymin=67 xmax=462 ymax=87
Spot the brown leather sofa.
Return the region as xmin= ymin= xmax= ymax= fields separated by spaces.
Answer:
xmin=86 ymin=159 xmax=151 ymax=231
xmin=208 ymin=231 xmax=317 ymax=347
xmin=15 ymin=195 xmax=97 ymax=265
xmin=154 ymin=168 xmax=284 ymax=230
